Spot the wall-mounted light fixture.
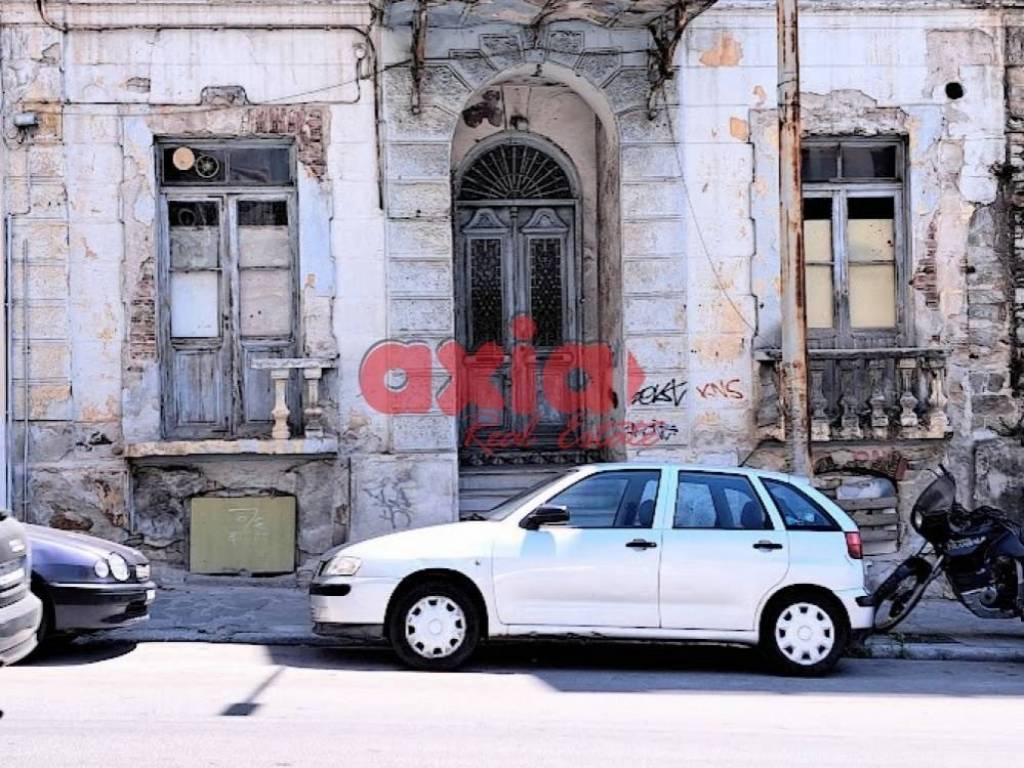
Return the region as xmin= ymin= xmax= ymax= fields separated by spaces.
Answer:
xmin=12 ymin=112 xmax=38 ymax=130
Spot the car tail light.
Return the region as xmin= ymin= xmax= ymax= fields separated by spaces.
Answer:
xmin=845 ymin=531 xmax=863 ymax=560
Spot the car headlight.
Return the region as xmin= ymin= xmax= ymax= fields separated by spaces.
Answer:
xmin=94 ymin=558 xmax=111 ymax=579
xmin=321 ymin=555 xmax=361 ymax=577
xmin=108 ymin=553 xmax=130 ymax=581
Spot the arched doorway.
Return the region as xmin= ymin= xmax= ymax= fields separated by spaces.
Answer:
xmin=454 ymin=134 xmax=586 ymax=465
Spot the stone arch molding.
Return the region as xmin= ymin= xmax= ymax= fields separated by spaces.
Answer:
xmin=381 ymin=26 xmax=690 ymax=457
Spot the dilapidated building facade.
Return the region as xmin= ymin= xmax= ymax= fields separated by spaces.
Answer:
xmin=1 ymin=0 xmax=1022 ymax=580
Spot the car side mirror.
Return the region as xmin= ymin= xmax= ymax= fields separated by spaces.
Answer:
xmin=521 ymin=505 xmax=570 ymax=530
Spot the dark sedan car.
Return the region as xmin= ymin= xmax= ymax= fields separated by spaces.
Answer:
xmin=27 ymin=525 xmax=156 ymax=643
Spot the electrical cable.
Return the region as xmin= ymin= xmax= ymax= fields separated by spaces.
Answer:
xmin=659 ymin=86 xmax=757 ymax=333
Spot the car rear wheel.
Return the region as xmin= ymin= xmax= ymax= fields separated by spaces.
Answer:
xmin=387 ymin=580 xmax=480 ymax=671
xmin=760 ymin=592 xmax=848 ymax=676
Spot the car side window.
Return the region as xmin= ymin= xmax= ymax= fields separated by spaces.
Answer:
xmin=546 ymin=470 xmax=661 ymax=529
xmin=674 ymin=473 xmax=771 ymax=530
xmin=763 ymin=480 xmax=839 ymax=531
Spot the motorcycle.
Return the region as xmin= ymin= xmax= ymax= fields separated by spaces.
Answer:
xmin=872 ymin=466 xmax=1024 ymax=631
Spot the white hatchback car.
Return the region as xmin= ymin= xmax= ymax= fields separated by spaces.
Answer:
xmin=311 ymin=464 xmax=873 ymax=675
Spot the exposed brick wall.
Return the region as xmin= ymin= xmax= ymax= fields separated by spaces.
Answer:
xmin=129 ymin=258 xmax=158 ymax=364
xmin=243 ymin=106 xmax=328 ymax=181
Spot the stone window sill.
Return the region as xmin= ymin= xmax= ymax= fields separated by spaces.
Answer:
xmin=125 ymin=437 xmax=338 ymax=459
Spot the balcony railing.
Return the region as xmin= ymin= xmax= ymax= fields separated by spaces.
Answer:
xmin=249 ymin=357 xmax=336 ymax=440
xmin=756 ymin=347 xmax=951 ymax=442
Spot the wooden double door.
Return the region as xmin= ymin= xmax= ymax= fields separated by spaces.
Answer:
xmin=455 ymin=202 xmax=584 ymax=463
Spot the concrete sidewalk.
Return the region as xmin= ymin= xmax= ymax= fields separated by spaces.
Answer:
xmin=101 ymin=577 xmax=1024 ymax=663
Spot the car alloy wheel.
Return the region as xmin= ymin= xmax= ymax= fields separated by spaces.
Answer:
xmin=405 ymin=595 xmax=468 ymax=659
xmin=774 ymin=601 xmax=835 ymax=666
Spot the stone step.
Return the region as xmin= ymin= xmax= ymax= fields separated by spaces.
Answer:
xmin=458 ymin=469 xmax=564 ymax=491
xmin=458 ymin=466 xmax=569 ymax=516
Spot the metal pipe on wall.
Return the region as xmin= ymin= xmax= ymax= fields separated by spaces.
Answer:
xmin=3 ymin=214 xmax=13 ymax=513
xmin=776 ymin=0 xmax=812 ymax=478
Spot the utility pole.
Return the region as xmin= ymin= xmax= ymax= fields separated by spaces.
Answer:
xmin=777 ymin=0 xmax=812 ymax=477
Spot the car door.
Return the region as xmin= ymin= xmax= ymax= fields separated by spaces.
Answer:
xmin=659 ymin=471 xmax=789 ymax=631
xmin=491 ymin=468 xmax=664 ymax=628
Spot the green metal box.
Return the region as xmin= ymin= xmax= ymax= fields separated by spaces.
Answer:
xmin=189 ymin=496 xmax=296 ymax=574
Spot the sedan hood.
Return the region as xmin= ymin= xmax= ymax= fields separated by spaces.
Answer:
xmin=26 ymin=524 xmax=148 ymax=565
xmin=324 ymin=520 xmax=497 ymax=562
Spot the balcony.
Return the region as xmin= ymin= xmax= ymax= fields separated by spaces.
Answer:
xmin=125 ymin=357 xmax=338 ymax=459
xmin=755 ymin=348 xmax=951 ymax=442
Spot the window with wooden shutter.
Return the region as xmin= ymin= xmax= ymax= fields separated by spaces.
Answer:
xmin=158 ymin=141 xmax=298 ymax=439
xmin=800 ymin=139 xmax=907 ymax=349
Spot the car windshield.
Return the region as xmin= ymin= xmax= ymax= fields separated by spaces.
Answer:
xmin=464 ymin=470 xmax=577 ymax=522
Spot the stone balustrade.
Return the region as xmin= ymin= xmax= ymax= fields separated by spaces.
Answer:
xmin=756 ymin=347 xmax=951 ymax=442
xmin=249 ymin=358 xmax=336 ymax=440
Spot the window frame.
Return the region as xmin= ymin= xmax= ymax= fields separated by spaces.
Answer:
xmin=539 ymin=469 xmax=663 ymax=530
xmin=156 ymin=138 xmax=300 ymax=440
xmin=802 ymin=137 xmax=910 ymax=349
xmin=672 ymin=471 xmax=774 ymax=531
xmin=761 ymin=479 xmax=841 ymax=532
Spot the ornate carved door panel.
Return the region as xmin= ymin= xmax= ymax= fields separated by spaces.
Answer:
xmin=455 ymin=139 xmax=583 ymax=465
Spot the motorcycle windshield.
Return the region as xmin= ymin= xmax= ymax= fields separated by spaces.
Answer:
xmin=913 ymin=474 xmax=956 ymax=516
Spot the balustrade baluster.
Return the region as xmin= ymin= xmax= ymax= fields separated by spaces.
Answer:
xmin=838 ymin=359 xmax=863 ymax=439
xmin=269 ymin=369 xmax=292 ymax=440
xmin=868 ymin=359 xmax=890 ymax=439
xmin=304 ymin=367 xmax=326 ymax=439
xmin=898 ymin=357 xmax=920 ymax=432
xmin=810 ymin=363 xmax=831 ymax=441
xmin=925 ymin=358 xmax=950 ymax=437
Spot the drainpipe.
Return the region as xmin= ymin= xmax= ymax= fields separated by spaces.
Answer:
xmin=777 ymin=0 xmax=812 ymax=478
xmin=3 ymin=214 xmax=12 ymax=512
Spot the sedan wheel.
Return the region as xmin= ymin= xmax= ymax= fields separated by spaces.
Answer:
xmin=761 ymin=593 xmax=848 ymax=676
xmin=388 ymin=580 xmax=481 ymax=671
xmin=405 ymin=595 xmax=467 ymax=659
xmin=774 ymin=602 xmax=834 ymax=666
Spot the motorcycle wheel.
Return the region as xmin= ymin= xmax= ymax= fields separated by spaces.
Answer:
xmin=872 ymin=556 xmax=933 ymax=632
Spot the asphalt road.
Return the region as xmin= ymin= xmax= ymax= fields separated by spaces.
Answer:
xmin=2 ymin=641 xmax=1023 ymax=768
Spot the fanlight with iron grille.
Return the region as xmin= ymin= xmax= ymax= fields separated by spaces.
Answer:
xmin=458 ymin=144 xmax=574 ymax=202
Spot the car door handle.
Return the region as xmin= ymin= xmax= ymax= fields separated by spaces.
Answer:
xmin=753 ymin=540 xmax=784 ymax=551
xmin=625 ymin=539 xmax=658 ymax=550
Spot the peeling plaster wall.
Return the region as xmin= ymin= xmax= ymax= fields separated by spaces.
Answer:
xmin=1 ymin=15 xmax=372 ymax=569
xmin=2 ymin=1 xmax=1023 ymax=568
xmin=679 ymin=7 xmax=1015 ymax=484
xmin=377 ymin=17 xmax=697 ymax=491
xmin=130 ymin=456 xmax=348 ymax=572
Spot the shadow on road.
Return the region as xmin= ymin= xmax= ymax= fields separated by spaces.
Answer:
xmin=22 ymin=639 xmax=138 ymax=667
xmin=265 ymin=644 xmax=400 ymax=671
xmin=30 ymin=637 xmax=1024 ymax=698
xmin=221 ymin=666 xmax=286 ymax=717
xmin=266 ymin=640 xmax=1024 ymax=697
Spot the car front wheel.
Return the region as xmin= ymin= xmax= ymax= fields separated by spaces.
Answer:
xmin=387 ymin=580 xmax=481 ymax=671
xmin=760 ymin=592 xmax=848 ymax=676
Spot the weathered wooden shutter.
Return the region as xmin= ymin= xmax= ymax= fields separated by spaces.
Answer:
xmin=162 ymin=197 xmax=231 ymax=437
xmin=234 ymin=197 xmax=299 ymax=435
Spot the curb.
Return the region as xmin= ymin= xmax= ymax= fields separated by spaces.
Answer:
xmin=100 ymin=628 xmax=1024 ymax=663
xmin=855 ymin=638 xmax=1024 ymax=663
xmin=104 ymin=628 xmax=336 ymax=647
